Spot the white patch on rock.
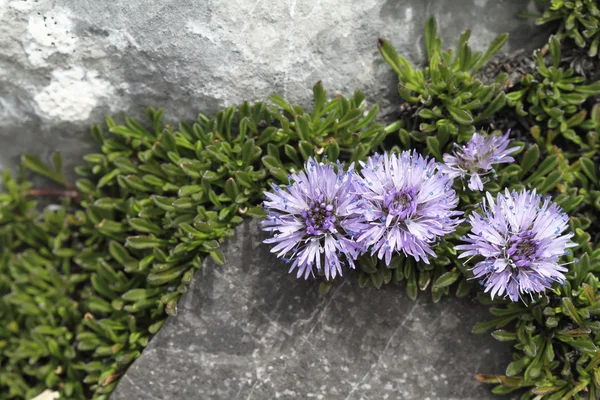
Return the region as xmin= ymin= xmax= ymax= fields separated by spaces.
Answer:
xmin=474 ymin=0 xmax=488 ymax=7
xmin=8 ymin=0 xmax=39 ymax=12
xmin=34 ymin=67 xmax=114 ymax=121
xmin=25 ymin=7 xmax=78 ymax=66
xmin=185 ymin=20 xmax=220 ymax=44
xmin=404 ymin=7 xmax=413 ymax=22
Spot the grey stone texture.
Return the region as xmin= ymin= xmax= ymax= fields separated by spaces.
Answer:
xmin=112 ymin=221 xmax=513 ymax=400
xmin=0 ymin=0 xmax=548 ymax=179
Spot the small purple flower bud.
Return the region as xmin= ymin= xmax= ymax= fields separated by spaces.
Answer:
xmin=440 ymin=131 xmax=519 ymax=191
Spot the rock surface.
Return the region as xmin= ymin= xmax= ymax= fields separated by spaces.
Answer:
xmin=0 ymin=0 xmax=549 ymax=179
xmin=112 ymin=220 xmax=513 ymax=400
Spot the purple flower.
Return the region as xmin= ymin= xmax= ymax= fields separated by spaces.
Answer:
xmin=354 ymin=151 xmax=462 ymax=265
xmin=456 ymin=189 xmax=576 ymax=302
xmin=441 ymin=131 xmax=519 ymax=191
xmin=261 ymin=158 xmax=366 ymax=280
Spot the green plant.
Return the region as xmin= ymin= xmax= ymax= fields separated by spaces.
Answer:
xmin=475 ymin=242 xmax=600 ymax=399
xmin=507 ymin=36 xmax=600 ymax=151
xmin=378 ymin=17 xmax=508 ymax=146
xmin=537 ymin=0 xmax=600 ymax=58
xmin=0 ymin=86 xmax=391 ymax=399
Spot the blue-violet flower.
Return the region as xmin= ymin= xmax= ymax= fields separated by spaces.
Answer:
xmin=261 ymin=158 xmax=365 ymax=280
xmin=441 ymin=131 xmax=519 ymax=191
xmin=456 ymin=189 xmax=576 ymax=302
xmin=355 ymin=151 xmax=462 ymax=265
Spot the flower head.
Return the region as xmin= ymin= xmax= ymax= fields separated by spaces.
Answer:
xmin=441 ymin=131 xmax=519 ymax=191
xmin=260 ymin=158 xmax=365 ymax=280
xmin=456 ymin=189 xmax=576 ymax=302
xmin=354 ymin=151 xmax=462 ymax=265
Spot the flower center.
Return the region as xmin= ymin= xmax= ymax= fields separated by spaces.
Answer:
xmin=507 ymin=230 xmax=540 ymax=267
xmin=384 ymin=187 xmax=417 ymax=219
xmin=302 ymin=198 xmax=336 ymax=236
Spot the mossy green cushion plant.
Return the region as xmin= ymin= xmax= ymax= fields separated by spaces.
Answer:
xmin=377 ymin=17 xmax=508 ymax=144
xmin=0 ymin=91 xmax=392 ymax=399
xmin=506 ymin=35 xmax=600 ymax=151
xmin=537 ymin=0 xmax=600 ymax=58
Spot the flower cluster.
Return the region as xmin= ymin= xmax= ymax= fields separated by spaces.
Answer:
xmin=456 ymin=189 xmax=576 ymax=301
xmin=261 ymin=131 xmax=575 ymax=303
xmin=261 ymin=152 xmax=462 ymax=279
xmin=441 ymin=131 xmax=519 ymax=191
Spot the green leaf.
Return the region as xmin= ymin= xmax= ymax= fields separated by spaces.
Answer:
xmin=370 ymin=270 xmax=384 ymax=289
xmin=433 ymin=269 xmax=460 ymax=289
xmin=406 ymin=269 xmax=417 ymax=301
xmin=241 ymin=139 xmax=257 ymax=167
xmin=525 ymin=155 xmax=558 ymax=184
xmin=506 ymin=357 xmax=530 ymax=376
xmin=295 ymin=115 xmax=311 ymax=142
xmin=562 ymin=93 xmax=587 ymax=104
xmin=178 ymin=185 xmax=203 ymax=197
xmin=21 ymin=153 xmax=67 ymax=186
xmin=125 ymin=235 xmax=166 ymax=249
xmin=580 ymin=157 xmax=598 ymax=184
xmin=109 ymin=241 xmax=135 ymax=268
xmin=326 ymin=142 xmax=340 ymax=162
xmin=446 ymin=105 xmax=474 ymax=125
xmin=122 ymin=288 xmax=162 ymax=302
xmin=519 ymin=145 xmax=539 ymax=178
xmin=549 ymin=35 xmax=561 ymax=68
xmin=561 ymin=297 xmax=583 ymax=325
xmin=536 ymin=171 xmax=562 ymax=194
xmin=210 ymin=249 xmax=225 ymax=265
xmin=491 ymin=330 xmax=517 ymax=341
xmin=312 ymin=81 xmax=326 ymax=118
xmin=128 ymin=218 xmax=162 ymax=236
xmin=473 ymin=33 xmax=508 ymax=73
xmin=566 ymin=110 xmax=587 ymax=128
xmin=426 ymin=136 xmax=442 ymax=160
xmin=269 ymin=94 xmax=293 ymax=114
xmin=298 ymin=141 xmax=314 ymax=161
xmin=424 ymin=17 xmax=438 ymax=60
xmin=477 ymin=92 xmax=506 ymax=120
xmin=575 ymin=81 xmax=600 ymax=95
xmin=147 ymin=264 xmax=190 ymax=286
xmin=377 ymin=39 xmax=400 ymax=75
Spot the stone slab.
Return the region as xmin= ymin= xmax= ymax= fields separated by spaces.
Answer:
xmin=0 ymin=0 xmax=549 ymax=180
xmin=111 ymin=221 xmax=514 ymax=400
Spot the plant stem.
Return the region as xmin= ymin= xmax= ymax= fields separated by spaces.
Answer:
xmin=26 ymin=188 xmax=80 ymax=200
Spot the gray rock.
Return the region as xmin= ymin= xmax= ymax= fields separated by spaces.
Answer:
xmin=111 ymin=220 xmax=513 ymax=400
xmin=0 ymin=0 xmax=548 ymax=180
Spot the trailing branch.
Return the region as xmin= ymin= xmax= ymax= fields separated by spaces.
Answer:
xmin=26 ymin=188 xmax=80 ymax=200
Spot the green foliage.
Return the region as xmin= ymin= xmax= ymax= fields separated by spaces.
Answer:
xmin=378 ymin=17 xmax=508 ymax=142
xmin=506 ymin=36 xmax=600 ymax=151
xmin=537 ymin=0 xmax=600 ymax=58
xmin=0 ymin=87 xmax=389 ymax=399
xmin=376 ymin=14 xmax=600 ymax=399
xmin=474 ymin=240 xmax=600 ymax=399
